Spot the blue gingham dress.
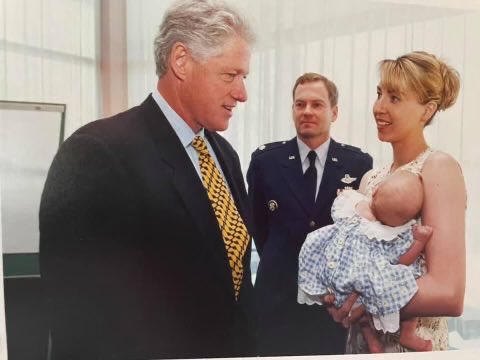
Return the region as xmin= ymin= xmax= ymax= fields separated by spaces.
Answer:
xmin=298 ymin=190 xmax=423 ymax=331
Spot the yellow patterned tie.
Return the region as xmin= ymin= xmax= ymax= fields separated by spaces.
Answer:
xmin=192 ymin=136 xmax=249 ymax=299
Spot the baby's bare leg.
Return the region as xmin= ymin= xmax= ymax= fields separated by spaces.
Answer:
xmin=360 ymin=322 xmax=384 ymax=353
xmin=397 ymin=226 xmax=433 ymax=351
xmin=399 ymin=317 xmax=432 ymax=351
xmin=397 ymin=225 xmax=433 ymax=266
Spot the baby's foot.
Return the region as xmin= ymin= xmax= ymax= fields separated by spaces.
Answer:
xmin=400 ymin=333 xmax=433 ymax=352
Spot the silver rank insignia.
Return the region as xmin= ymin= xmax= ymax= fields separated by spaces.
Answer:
xmin=341 ymin=174 xmax=356 ymax=184
xmin=288 ymin=155 xmax=295 ymax=160
xmin=268 ymin=200 xmax=278 ymax=212
xmin=331 ymin=157 xmax=338 ymax=162
xmin=258 ymin=145 xmax=266 ymax=150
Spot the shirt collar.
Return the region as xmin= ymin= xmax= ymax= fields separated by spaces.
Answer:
xmin=151 ymin=89 xmax=204 ymax=147
xmin=296 ymin=137 xmax=331 ymax=168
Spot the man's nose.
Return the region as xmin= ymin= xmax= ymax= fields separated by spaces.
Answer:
xmin=232 ymin=78 xmax=248 ymax=102
xmin=303 ymin=104 xmax=313 ymax=114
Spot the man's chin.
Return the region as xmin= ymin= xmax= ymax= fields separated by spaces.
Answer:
xmin=205 ymin=119 xmax=230 ymax=132
xmin=298 ymin=130 xmax=317 ymax=139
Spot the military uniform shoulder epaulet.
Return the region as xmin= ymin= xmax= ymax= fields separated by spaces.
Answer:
xmin=337 ymin=142 xmax=368 ymax=155
xmin=251 ymin=140 xmax=288 ymax=157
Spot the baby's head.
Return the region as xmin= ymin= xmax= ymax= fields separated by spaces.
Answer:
xmin=371 ymin=170 xmax=423 ymax=227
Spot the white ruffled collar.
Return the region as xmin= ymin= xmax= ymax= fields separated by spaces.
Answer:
xmin=332 ymin=189 xmax=415 ymax=241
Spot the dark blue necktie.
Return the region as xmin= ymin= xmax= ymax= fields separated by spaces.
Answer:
xmin=304 ymin=150 xmax=317 ymax=207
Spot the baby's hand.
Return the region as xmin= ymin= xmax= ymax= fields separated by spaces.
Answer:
xmin=412 ymin=224 xmax=433 ymax=244
xmin=398 ymin=225 xmax=433 ymax=266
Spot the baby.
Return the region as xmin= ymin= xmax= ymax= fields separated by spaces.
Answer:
xmin=298 ymin=170 xmax=432 ymax=352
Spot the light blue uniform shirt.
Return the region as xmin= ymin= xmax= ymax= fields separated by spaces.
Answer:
xmin=151 ymin=89 xmax=229 ymax=184
xmin=297 ymin=137 xmax=330 ymax=200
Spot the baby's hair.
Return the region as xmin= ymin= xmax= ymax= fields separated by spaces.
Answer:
xmin=373 ymin=170 xmax=424 ymax=227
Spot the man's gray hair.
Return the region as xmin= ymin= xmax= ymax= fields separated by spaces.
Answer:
xmin=154 ymin=0 xmax=255 ymax=77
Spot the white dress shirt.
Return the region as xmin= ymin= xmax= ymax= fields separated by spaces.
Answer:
xmin=151 ymin=89 xmax=228 ymax=182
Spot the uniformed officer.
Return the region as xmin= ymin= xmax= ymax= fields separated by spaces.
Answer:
xmin=247 ymin=72 xmax=373 ymax=356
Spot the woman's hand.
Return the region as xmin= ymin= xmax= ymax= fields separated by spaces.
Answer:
xmin=323 ymin=293 xmax=367 ymax=327
xmin=324 ymin=293 xmax=383 ymax=352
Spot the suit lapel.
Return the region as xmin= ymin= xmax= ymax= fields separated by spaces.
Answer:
xmin=279 ymin=138 xmax=313 ymax=214
xmin=139 ymin=96 xmax=234 ymax=296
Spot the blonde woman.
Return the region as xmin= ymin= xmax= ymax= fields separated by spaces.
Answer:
xmin=326 ymin=51 xmax=466 ymax=353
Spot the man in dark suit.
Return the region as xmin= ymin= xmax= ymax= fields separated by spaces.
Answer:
xmin=247 ymin=73 xmax=373 ymax=356
xmin=39 ymin=1 xmax=256 ymax=358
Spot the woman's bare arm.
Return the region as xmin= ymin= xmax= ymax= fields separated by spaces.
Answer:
xmin=401 ymin=152 xmax=466 ymax=318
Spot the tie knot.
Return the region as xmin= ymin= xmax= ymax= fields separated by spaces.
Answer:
xmin=192 ymin=136 xmax=208 ymax=154
xmin=307 ymin=150 xmax=317 ymax=166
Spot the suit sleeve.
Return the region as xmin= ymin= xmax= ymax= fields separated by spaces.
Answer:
xmin=39 ymin=133 xmax=129 ymax=357
xmin=246 ymin=154 xmax=269 ymax=256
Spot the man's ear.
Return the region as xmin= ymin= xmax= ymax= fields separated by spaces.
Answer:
xmin=331 ymin=105 xmax=338 ymax=122
xmin=422 ymin=101 xmax=438 ymax=124
xmin=169 ymin=42 xmax=189 ymax=80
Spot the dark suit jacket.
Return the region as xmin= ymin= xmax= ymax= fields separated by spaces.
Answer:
xmin=39 ymin=95 xmax=255 ymax=359
xmin=247 ymin=138 xmax=372 ymax=356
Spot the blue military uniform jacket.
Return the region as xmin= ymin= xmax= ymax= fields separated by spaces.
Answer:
xmin=247 ymin=137 xmax=372 ymax=356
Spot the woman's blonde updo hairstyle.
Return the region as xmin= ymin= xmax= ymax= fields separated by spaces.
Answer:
xmin=379 ymin=51 xmax=460 ymax=124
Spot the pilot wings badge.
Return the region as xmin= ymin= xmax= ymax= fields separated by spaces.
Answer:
xmin=341 ymin=174 xmax=356 ymax=184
